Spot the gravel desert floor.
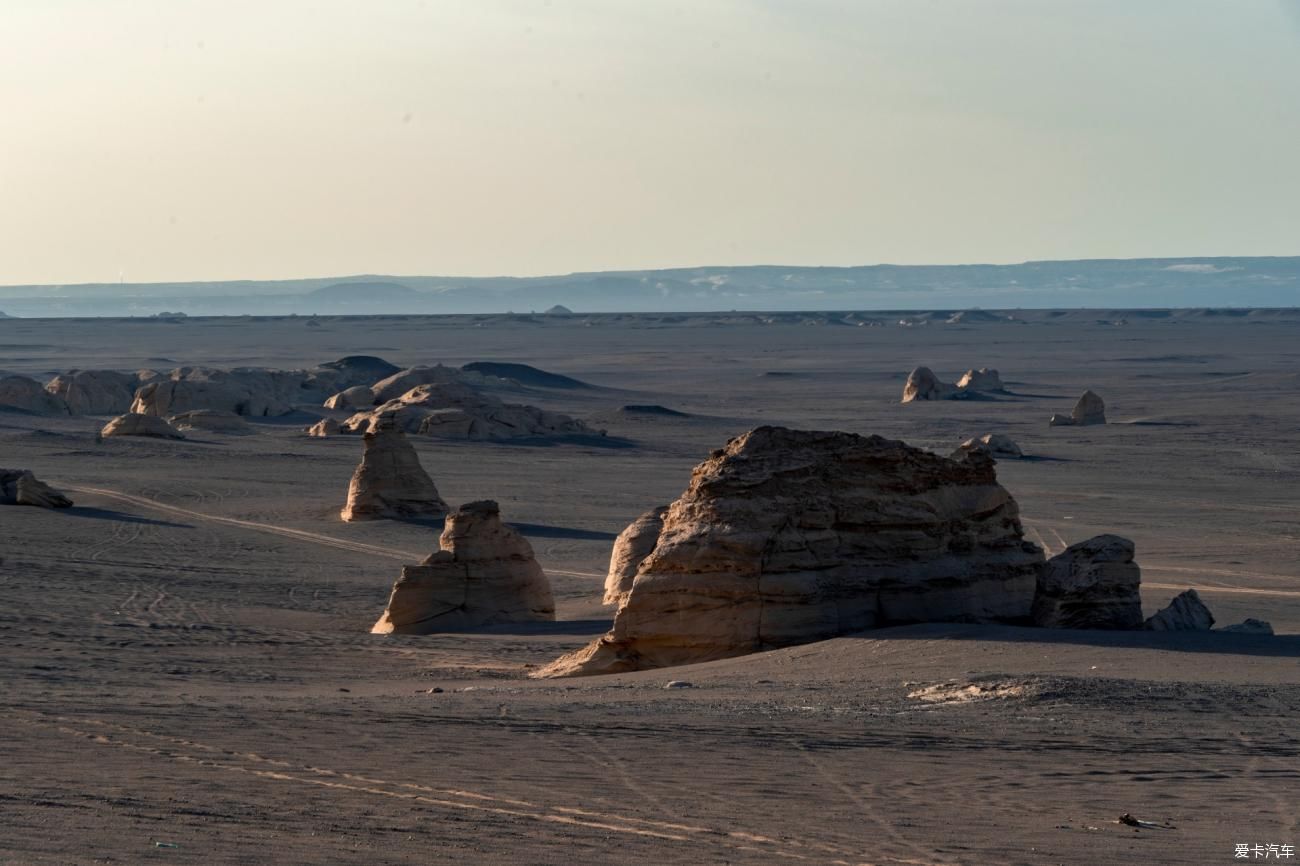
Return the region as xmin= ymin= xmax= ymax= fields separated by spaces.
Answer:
xmin=2 ymin=311 xmax=1298 ymax=865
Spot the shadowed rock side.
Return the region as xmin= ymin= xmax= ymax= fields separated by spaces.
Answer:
xmin=371 ymin=500 xmax=555 ymax=634
xmin=168 ymin=410 xmax=252 ymax=434
xmin=901 ymin=367 xmax=952 ymax=402
xmin=324 ymin=385 xmax=375 ymax=410
xmin=1050 ymin=390 xmax=1107 ymax=427
xmin=101 ymin=413 xmax=186 ymax=439
xmin=1 ymin=469 xmax=73 ymax=508
xmin=1145 ymin=588 xmax=1215 ymax=631
xmin=603 ymin=506 xmax=668 ymax=605
xmin=538 ymin=426 xmax=1044 ymax=677
xmin=0 ymin=375 xmax=70 ymax=415
xmin=1031 ymin=535 xmax=1143 ymax=629
xmin=340 ymin=412 xmax=448 ymax=522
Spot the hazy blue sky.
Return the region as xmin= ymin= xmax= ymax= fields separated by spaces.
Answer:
xmin=4 ymin=0 xmax=1300 ymax=284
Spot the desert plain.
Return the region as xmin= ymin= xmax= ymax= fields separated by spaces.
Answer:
xmin=2 ymin=309 xmax=1298 ymax=865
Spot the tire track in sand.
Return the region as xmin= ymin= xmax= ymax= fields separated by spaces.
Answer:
xmin=9 ymin=712 xmax=898 ymax=865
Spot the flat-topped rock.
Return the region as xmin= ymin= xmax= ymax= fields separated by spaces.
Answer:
xmin=538 ymin=426 xmax=1044 ymax=677
xmin=371 ymin=500 xmax=555 ymax=634
xmin=1032 ymin=535 xmax=1142 ymax=629
xmin=340 ymin=412 xmax=447 ymax=521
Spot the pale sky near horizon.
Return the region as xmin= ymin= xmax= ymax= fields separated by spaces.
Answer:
xmin=4 ymin=0 xmax=1300 ymax=285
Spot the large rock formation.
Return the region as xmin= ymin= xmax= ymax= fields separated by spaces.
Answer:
xmin=1 ymin=469 xmax=73 ymax=508
xmin=371 ymin=500 xmax=555 ymax=634
xmin=45 ymin=369 xmax=158 ymax=415
xmin=1050 ymin=390 xmax=1107 ymax=427
xmin=538 ymin=426 xmax=1044 ymax=677
xmin=101 ymin=413 xmax=186 ymax=439
xmin=603 ymin=506 xmax=668 ymax=605
xmin=1031 ymin=535 xmax=1143 ymax=629
xmin=131 ymin=367 xmax=308 ymax=418
xmin=340 ymin=412 xmax=448 ymax=521
xmin=952 ymin=433 xmax=1023 ymax=460
xmin=341 ymin=382 xmax=598 ymax=441
xmin=1144 ymin=589 xmax=1215 ymax=631
xmin=0 ymin=375 xmax=70 ymax=415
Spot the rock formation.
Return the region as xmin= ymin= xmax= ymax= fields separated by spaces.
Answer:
xmin=371 ymin=500 xmax=555 ymax=634
xmin=45 ymin=369 xmax=158 ymax=415
xmin=131 ymin=367 xmax=307 ymax=418
xmin=340 ymin=412 xmax=448 ymax=521
xmin=603 ymin=506 xmax=668 ymax=605
xmin=901 ymin=367 xmax=953 ymax=402
xmin=1 ymin=469 xmax=73 ymax=508
xmin=306 ymin=418 xmax=341 ymax=437
xmin=952 ymin=433 xmax=1023 ymax=460
xmin=1050 ymin=390 xmax=1107 ymax=427
xmin=369 ymin=365 xmax=494 ymax=404
xmin=0 ymin=375 xmax=70 ymax=415
xmin=537 ymin=426 xmax=1044 ymax=677
xmin=1221 ymin=618 xmax=1273 ymax=635
xmin=168 ymin=410 xmax=252 ymax=434
xmin=101 ymin=412 xmax=186 ymax=439
xmin=1031 ymin=535 xmax=1143 ymax=629
xmin=341 ymin=382 xmax=598 ymax=441
xmin=955 ymin=368 xmax=1005 ymax=392
xmin=324 ymin=385 xmax=375 ymax=410
xmin=1144 ymin=588 xmax=1214 ymax=631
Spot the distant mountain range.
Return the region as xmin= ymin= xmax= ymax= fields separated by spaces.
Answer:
xmin=0 ymin=257 xmax=1296 ymax=317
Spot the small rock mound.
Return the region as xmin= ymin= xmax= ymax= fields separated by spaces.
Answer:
xmin=1032 ymin=535 xmax=1142 ymax=629
xmin=537 ymin=426 xmax=1044 ymax=677
xmin=306 ymin=418 xmax=341 ymax=437
xmin=1051 ymin=390 xmax=1106 ymax=427
xmin=901 ymin=367 xmax=953 ymax=402
xmin=955 ymin=368 xmax=1005 ymax=392
xmin=1 ymin=469 xmax=73 ymax=508
xmin=603 ymin=506 xmax=668 ymax=605
xmin=617 ymin=405 xmax=688 ymax=417
xmin=952 ymin=433 xmax=1023 ymax=460
xmin=1144 ymin=588 xmax=1214 ymax=631
xmin=371 ymin=500 xmax=555 ymax=634
xmin=341 ymin=382 xmax=597 ymax=441
xmin=317 ymin=355 xmax=401 ymax=382
xmin=168 ymin=410 xmax=252 ymax=434
xmin=1220 ymin=618 xmax=1273 ymax=635
xmin=101 ymin=413 xmax=185 ymax=439
xmin=460 ymin=362 xmax=594 ymax=390
xmin=340 ymin=412 xmax=448 ymax=521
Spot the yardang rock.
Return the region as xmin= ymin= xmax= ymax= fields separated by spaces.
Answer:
xmin=340 ymin=412 xmax=448 ymax=521
xmin=1031 ymin=535 xmax=1143 ymax=629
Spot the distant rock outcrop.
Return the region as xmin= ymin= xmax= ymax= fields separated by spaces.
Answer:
xmin=1 ymin=469 xmax=73 ymax=508
xmin=45 ymin=370 xmax=158 ymax=415
xmin=168 ymin=409 xmax=252 ymax=434
xmin=101 ymin=412 xmax=185 ymax=439
xmin=955 ymin=368 xmax=1005 ymax=392
xmin=316 ymin=355 xmax=401 ymax=383
xmin=1050 ymin=390 xmax=1107 ymax=427
xmin=543 ymin=305 xmax=575 ymax=317
xmin=323 ymin=385 xmax=375 ymax=410
xmin=340 ymin=412 xmax=448 ymax=521
xmin=371 ymin=500 xmax=555 ymax=634
xmin=901 ymin=367 xmax=953 ymax=402
xmin=460 ymin=362 xmax=594 ymax=390
xmin=1031 ymin=535 xmax=1143 ymax=629
xmin=1144 ymin=588 xmax=1214 ymax=631
xmin=603 ymin=506 xmax=668 ymax=605
xmin=0 ymin=375 xmax=70 ymax=415
xmin=131 ymin=367 xmax=305 ymax=418
xmin=952 ymin=433 xmax=1023 ymax=460
xmin=341 ymin=382 xmax=598 ymax=441
xmin=538 ymin=426 xmax=1044 ymax=677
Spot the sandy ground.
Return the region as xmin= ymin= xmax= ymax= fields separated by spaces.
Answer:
xmin=2 ymin=312 xmax=1298 ymax=865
